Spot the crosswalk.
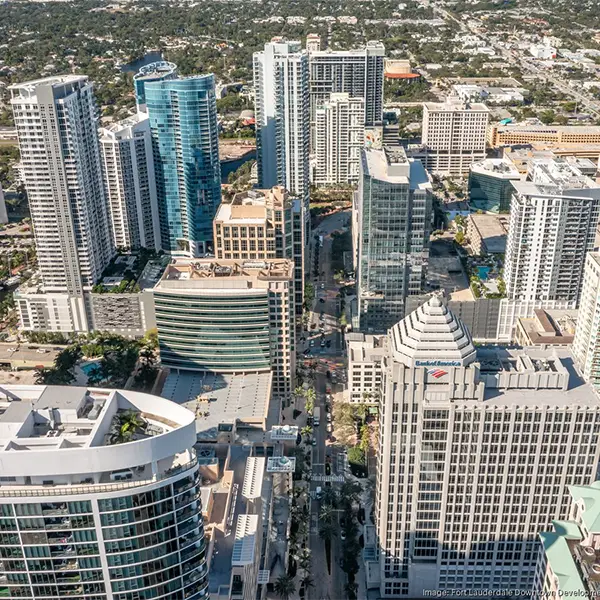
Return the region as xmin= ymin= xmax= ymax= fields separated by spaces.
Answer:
xmin=311 ymin=474 xmax=344 ymax=483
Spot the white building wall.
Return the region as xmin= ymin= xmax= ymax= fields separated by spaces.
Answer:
xmin=572 ymin=252 xmax=600 ymax=387
xmin=99 ymin=113 xmax=161 ymax=251
xmin=314 ymin=94 xmax=365 ymax=185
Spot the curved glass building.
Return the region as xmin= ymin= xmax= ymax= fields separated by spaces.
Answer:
xmin=133 ymin=61 xmax=178 ymax=112
xmin=145 ymin=74 xmax=221 ymax=256
xmin=0 ymin=386 xmax=208 ymax=599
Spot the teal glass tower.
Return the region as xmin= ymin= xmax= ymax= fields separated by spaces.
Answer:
xmin=145 ymin=75 xmax=221 ymax=256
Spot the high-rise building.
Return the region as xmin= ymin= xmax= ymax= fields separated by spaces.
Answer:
xmin=355 ymin=146 xmax=432 ymax=332
xmin=309 ymin=41 xmax=385 ymax=138
xmin=99 ymin=112 xmax=161 ymax=251
xmin=145 ymin=74 xmax=221 ymax=256
xmin=420 ymin=99 xmax=489 ymax=175
xmin=147 ymin=258 xmax=295 ymax=399
xmin=253 ymin=40 xmax=310 ymax=203
xmin=0 ymin=385 xmax=208 ymax=599
xmin=359 ymin=296 xmax=600 ymax=598
xmin=505 ymin=158 xmax=600 ymax=304
xmin=213 ymin=186 xmax=304 ymax=312
xmin=572 ymin=252 xmax=600 ymax=388
xmin=537 ymin=482 xmax=600 ymax=599
xmin=133 ymin=61 xmax=178 ymax=112
xmin=314 ymin=93 xmax=365 ymax=185
xmin=468 ymin=158 xmax=521 ymax=213
xmin=9 ymin=76 xmax=113 ymax=331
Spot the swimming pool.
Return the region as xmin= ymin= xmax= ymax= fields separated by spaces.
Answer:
xmin=477 ymin=266 xmax=491 ymax=281
xmin=80 ymin=361 xmax=101 ymax=376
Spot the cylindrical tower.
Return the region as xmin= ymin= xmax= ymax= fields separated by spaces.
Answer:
xmin=0 ymin=385 xmax=207 ymax=599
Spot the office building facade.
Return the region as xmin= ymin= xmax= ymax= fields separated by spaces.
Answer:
xmin=420 ymin=100 xmax=489 ymax=175
xmin=10 ymin=76 xmax=113 ymax=331
xmin=99 ymin=112 xmax=161 ymax=251
xmin=148 ymin=259 xmax=295 ymax=399
xmin=468 ymin=158 xmax=521 ymax=213
xmin=213 ymin=186 xmax=303 ymax=312
xmin=145 ymin=74 xmax=221 ymax=257
xmin=0 ymin=385 xmax=208 ymax=599
xmin=363 ymin=296 xmax=600 ymax=598
xmin=573 ymin=252 xmax=600 ymax=388
xmin=505 ymin=159 xmax=600 ymax=304
xmin=356 ymin=147 xmax=432 ymax=332
xmin=314 ymin=93 xmax=365 ymax=185
xmin=309 ymin=41 xmax=385 ymax=139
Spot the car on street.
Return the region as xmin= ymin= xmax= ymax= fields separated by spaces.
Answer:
xmin=319 ymin=298 xmax=325 ymax=303
xmin=326 ymin=340 xmax=331 ymax=348
xmin=320 ymin=340 xmax=326 ymax=347
xmin=309 ymin=340 xmax=315 ymax=347
xmin=311 ymin=438 xmax=317 ymax=446
xmin=320 ymin=283 xmax=325 ymax=289
xmin=316 ymin=486 xmax=323 ymax=499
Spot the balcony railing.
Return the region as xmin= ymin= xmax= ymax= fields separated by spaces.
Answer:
xmin=0 ymin=456 xmax=198 ymax=498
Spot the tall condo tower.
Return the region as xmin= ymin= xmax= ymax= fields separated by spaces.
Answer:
xmin=145 ymin=74 xmax=221 ymax=256
xmin=9 ymin=76 xmax=113 ymax=330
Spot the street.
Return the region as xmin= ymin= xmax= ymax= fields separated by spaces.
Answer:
xmin=301 ymin=210 xmax=351 ymax=600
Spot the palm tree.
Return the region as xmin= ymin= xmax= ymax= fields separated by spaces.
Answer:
xmin=320 ymin=486 xmax=338 ymax=508
xmin=301 ymin=425 xmax=313 ymax=441
xmin=298 ymin=548 xmax=312 ymax=571
xmin=299 ymin=573 xmax=315 ymax=591
xmin=344 ymin=581 xmax=359 ymax=599
xmin=108 ymin=410 xmax=147 ymax=445
xmin=318 ymin=520 xmax=337 ymax=543
xmin=274 ymin=574 xmax=296 ymax=600
xmin=319 ymin=503 xmax=334 ymax=524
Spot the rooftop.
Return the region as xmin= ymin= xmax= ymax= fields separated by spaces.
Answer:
xmin=133 ymin=61 xmax=177 ymax=82
xmin=157 ymin=258 xmax=294 ymax=287
xmin=389 ymin=295 xmax=477 ymax=368
xmin=517 ymin=309 xmax=577 ymax=346
xmin=468 ymin=214 xmax=508 ymax=254
xmin=363 ymin=146 xmax=432 ymax=190
xmin=540 ymin=532 xmax=587 ymax=596
xmin=214 ymin=186 xmax=293 ymax=225
xmin=0 ymin=385 xmax=196 ymax=483
xmin=232 ymin=514 xmax=259 ymax=566
xmin=470 ymin=157 xmax=520 ymax=179
xmin=424 ymin=99 xmax=489 ymax=112
xmin=160 ymin=371 xmax=274 ymax=442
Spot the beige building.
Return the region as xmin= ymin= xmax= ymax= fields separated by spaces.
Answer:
xmin=346 ymin=332 xmax=385 ymax=403
xmin=467 ymin=214 xmax=508 ymax=255
xmin=213 ymin=186 xmax=303 ymax=313
xmin=515 ymin=308 xmax=576 ymax=347
xmin=490 ymin=123 xmax=600 ymax=148
xmin=420 ymin=99 xmax=489 ymax=175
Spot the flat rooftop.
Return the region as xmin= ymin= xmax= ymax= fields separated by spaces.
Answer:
xmin=0 ymin=343 xmax=61 ymax=370
xmin=478 ymin=348 xmax=600 ymax=408
xmin=364 ymin=147 xmax=431 ymax=190
xmin=0 ymin=386 xmax=189 ymax=453
xmin=468 ymin=214 xmax=508 ymax=253
xmin=424 ymin=100 xmax=489 ymax=112
xmin=470 ymin=157 xmax=520 ymax=178
xmin=161 ymin=371 xmax=274 ymax=442
xmin=158 ymin=258 xmax=293 ymax=285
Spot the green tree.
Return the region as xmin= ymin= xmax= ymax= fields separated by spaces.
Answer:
xmin=273 ymin=574 xmax=296 ymax=600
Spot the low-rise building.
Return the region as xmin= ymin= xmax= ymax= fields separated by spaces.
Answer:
xmin=489 ymin=123 xmax=600 ymax=148
xmin=515 ymin=308 xmax=577 ymax=347
xmin=467 ymin=214 xmax=509 ymax=255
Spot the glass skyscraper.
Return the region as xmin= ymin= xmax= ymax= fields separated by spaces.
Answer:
xmin=145 ymin=75 xmax=221 ymax=256
xmin=356 ymin=146 xmax=432 ymax=332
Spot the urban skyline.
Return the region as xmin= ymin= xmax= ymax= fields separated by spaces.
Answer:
xmin=4 ymin=16 xmax=600 ymax=600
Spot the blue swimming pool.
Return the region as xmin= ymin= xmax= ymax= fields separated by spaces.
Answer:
xmin=81 ymin=361 xmax=101 ymax=376
xmin=477 ymin=266 xmax=491 ymax=281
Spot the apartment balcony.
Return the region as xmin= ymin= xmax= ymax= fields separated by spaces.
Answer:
xmin=41 ymin=504 xmax=68 ymax=516
xmin=54 ymin=560 xmax=78 ymax=571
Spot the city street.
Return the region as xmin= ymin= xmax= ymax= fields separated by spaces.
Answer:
xmin=300 ymin=210 xmax=352 ymax=600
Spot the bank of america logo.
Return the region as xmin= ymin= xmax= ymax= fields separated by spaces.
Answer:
xmin=427 ymin=368 xmax=448 ymax=379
